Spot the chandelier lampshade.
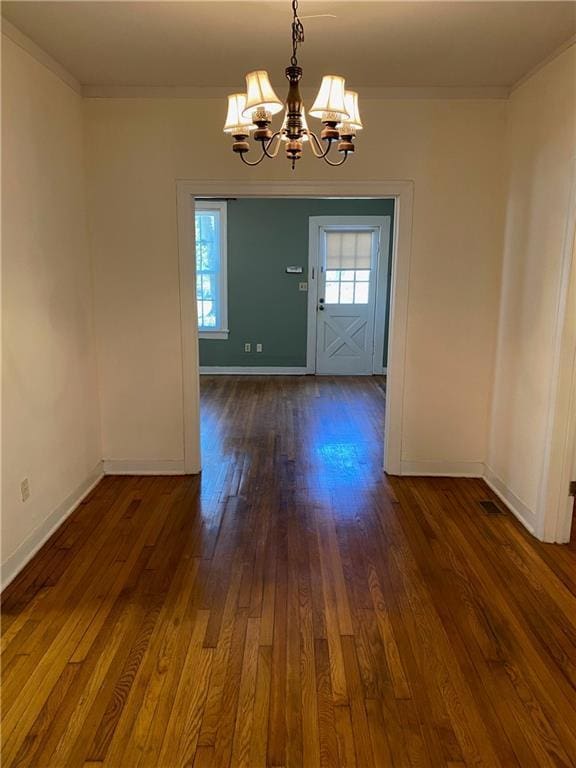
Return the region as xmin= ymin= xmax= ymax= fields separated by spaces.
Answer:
xmin=309 ymin=75 xmax=349 ymax=120
xmin=223 ymin=0 xmax=362 ymax=169
xmin=243 ymin=71 xmax=283 ymax=117
xmin=338 ymin=90 xmax=363 ymax=135
xmin=223 ymin=94 xmax=255 ymax=134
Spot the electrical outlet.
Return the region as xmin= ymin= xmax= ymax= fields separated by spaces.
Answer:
xmin=244 ymin=342 xmax=251 ymax=352
xmin=256 ymin=343 xmax=263 ymax=353
xmin=299 ymin=282 xmax=308 ymax=291
xmin=21 ymin=478 xmax=30 ymax=502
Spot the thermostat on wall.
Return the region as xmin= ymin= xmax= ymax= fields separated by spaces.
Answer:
xmin=285 ymin=266 xmax=303 ymax=274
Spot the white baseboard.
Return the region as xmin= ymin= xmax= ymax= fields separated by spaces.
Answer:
xmin=200 ymin=366 xmax=308 ymax=375
xmin=483 ymin=465 xmax=536 ymax=534
xmin=0 ymin=453 xmax=538 ymax=592
xmin=400 ymin=459 xmax=485 ymax=477
xmin=1 ymin=462 xmax=104 ymax=591
xmin=103 ymin=459 xmax=186 ymax=475
xmin=399 ymin=460 xmax=537 ymax=536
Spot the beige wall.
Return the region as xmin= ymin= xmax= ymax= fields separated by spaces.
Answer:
xmin=1 ymin=37 xmax=102 ymax=584
xmin=487 ymin=46 xmax=576 ymax=536
xmin=85 ymin=96 xmax=507 ymax=471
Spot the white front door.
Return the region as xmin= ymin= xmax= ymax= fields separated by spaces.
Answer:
xmin=315 ymin=225 xmax=381 ymax=375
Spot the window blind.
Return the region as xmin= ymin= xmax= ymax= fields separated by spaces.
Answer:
xmin=325 ymin=230 xmax=372 ymax=270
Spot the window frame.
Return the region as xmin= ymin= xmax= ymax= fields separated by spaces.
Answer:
xmin=195 ymin=200 xmax=229 ymax=339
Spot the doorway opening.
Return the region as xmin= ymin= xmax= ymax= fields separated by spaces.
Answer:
xmin=176 ymin=180 xmax=414 ymax=476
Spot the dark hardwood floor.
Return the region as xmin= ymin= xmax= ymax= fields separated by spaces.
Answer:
xmin=2 ymin=375 xmax=576 ymax=767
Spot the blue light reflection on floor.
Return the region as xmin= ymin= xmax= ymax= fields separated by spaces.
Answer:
xmin=199 ymin=376 xmax=386 ymax=511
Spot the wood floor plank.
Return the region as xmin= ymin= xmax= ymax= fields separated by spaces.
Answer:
xmin=213 ymin=608 xmax=249 ymax=768
xmin=315 ymin=511 xmax=349 ymax=706
xmin=314 ymin=637 xmax=341 ymax=768
xmin=285 ymin=511 xmax=304 ymax=768
xmin=103 ymin=557 xmax=203 ymax=767
xmin=198 ymin=566 xmax=244 ymax=748
xmin=156 ymin=611 xmax=213 ymax=767
xmin=365 ymin=698 xmax=393 ymax=768
xmin=230 ymin=617 xmax=260 ymax=768
xmin=334 ymin=705 xmax=357 ymax=768
xmin=267 ymin=514 xmax=288 ymax=768
xmin=249 ymin=645 xmax=272 ymax=768
xmin=297 ymin=512 xmax=321 ymax=768
xmin=2 ymin=375 xmax=576 ymax=767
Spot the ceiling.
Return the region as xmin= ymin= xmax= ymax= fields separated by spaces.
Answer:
xmin=2 ymin=1 xmax=575 ymax=89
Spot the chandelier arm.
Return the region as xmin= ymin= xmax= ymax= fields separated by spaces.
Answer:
xmin=322 ymin=151 xmax=350 ymax=167
xmin=239 ymin=150 xmax=268 ymax=166
xmin=262 ymin=131 xmax=283 ymax=159
xmin=307 ymin=131 xmax=334 ymax=159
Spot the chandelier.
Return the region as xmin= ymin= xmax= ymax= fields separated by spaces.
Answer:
xmin=223 ymin=0 xmax=362 ymax=169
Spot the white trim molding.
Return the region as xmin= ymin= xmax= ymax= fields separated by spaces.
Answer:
xmin=510 ymin=35 xmax=576 ymax=94
xmin=1 ymin=463 xmax=104 ymax=590
xmin=103 ymin=459 xmax=186 ymax=475
xmin=484 ymin=465 xmax=536 ymax=534
xmin=383 ymin=181 xmax=414 ymax=475
xmin=400 ymin=459 xmax=485 ymax=478
xmin=177 ymin=179 xmax=414 ymax=478
xmin=534 ymin=161 xmax=576 ymax=543
xmin=399 ymin=461 xmax=537 ymax=535
xmin=199 ymin=330 xmax=229 ymax=340
xmin=2 ymin=19 xmax=82 ymax=95
xmin=83 ymin=85 xmax=510 ymax=100
xmin=200 ymin=366 xmax=308 ymax=375
xmin=177 ymin=186 xmax=203 ymax=474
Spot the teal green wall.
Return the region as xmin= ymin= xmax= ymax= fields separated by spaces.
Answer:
xmin=199 ymin=198 xmax=395 ymax=368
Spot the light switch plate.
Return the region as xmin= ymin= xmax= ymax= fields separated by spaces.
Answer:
xmin=299 ymin=282 xmax=308 ymax=291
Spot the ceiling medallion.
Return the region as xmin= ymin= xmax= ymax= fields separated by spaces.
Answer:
xmin=223 ymin=0 xmax=362 ymax=170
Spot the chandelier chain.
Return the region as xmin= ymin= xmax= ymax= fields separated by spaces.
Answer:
xmin=291 ymin=0 xmax=305 ymax=67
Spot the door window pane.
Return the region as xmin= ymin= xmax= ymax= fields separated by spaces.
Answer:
xmin=354 ymin=282 xmax=369 ymax=304
xmin=325 ymin=281 xmax=340 ymax=304
xmin=323 ymin=271 xmax=370 ymax=305
xmin=340 ymin=283 xmax=354 ymax=304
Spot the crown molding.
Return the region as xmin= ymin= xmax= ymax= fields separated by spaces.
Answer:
xmin=1 ymin=18 xmax=82 ymax=95
xmin=8 ymin=10 xmax=571 ymax=103
xmin=510 ymin=34 xmax=576 ymax=93
xmin=82 ymin=84 xmax=510 ymax=100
